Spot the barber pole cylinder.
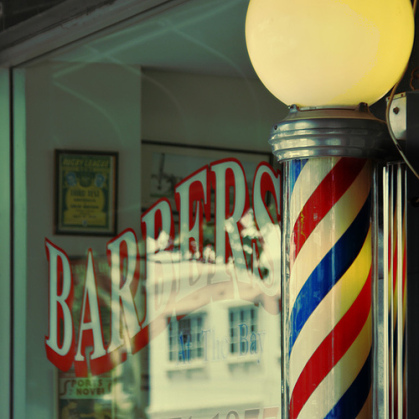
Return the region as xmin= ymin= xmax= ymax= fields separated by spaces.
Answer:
xmin=285 ymin=157 xmax=373 ymax=418
xmin=270 ymin=104 xmax=396 ymax=419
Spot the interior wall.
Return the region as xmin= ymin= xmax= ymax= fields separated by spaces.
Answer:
xmin=22 ymin=61 xmax=142 ymax=417
xmin=142 ymin=68 xmax=288 ymax=151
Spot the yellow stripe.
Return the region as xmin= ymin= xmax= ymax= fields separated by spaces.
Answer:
xmin=335 ymin=227 xmax=372 ymax=318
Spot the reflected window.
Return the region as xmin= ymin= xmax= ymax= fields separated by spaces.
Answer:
xmin=229 ymin=306 xmax=258 ymax=355
xmin=168 ymin=314 xmax=206 ymax=363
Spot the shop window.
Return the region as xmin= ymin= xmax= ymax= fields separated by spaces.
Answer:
xmin=11 ymin=0 xmax=285 ymax=417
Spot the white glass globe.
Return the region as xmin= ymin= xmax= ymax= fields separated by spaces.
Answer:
xmin=245 ymin=0 xmax=415 ymax=107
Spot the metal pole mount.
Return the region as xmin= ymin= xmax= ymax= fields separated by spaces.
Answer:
xmin=269 ymin=103 xmax=395 ymax=163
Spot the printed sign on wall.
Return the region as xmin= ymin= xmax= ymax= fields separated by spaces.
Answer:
xmin=55 ymin=150 xmax=118 ymax=236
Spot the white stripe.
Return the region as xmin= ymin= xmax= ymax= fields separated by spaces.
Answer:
xmin=289 ymin=162 xmax=371 ymax=310
xmin=289 ymin=158 xmax=338 ymax=232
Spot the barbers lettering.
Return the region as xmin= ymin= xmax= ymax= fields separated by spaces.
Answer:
xmin=45 ymin=159 xmax=281 ymax=376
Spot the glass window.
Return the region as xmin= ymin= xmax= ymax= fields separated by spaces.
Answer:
xmin=10 ymin=1 xmax=287 ymax=418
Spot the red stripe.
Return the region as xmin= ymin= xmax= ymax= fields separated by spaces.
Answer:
xmin=289 ymin=267 xmax=372 ymax=419
xmin=291 ymin=158 xmax=366 ymax=265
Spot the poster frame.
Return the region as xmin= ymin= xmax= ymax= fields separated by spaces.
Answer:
xmin=54 ymin=149 xmax=118 ymax=236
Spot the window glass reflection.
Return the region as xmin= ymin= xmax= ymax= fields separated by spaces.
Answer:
xmin=19 ymin=1 xmax=287 ymax=417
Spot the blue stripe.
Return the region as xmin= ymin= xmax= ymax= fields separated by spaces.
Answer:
xmin=289 ymin=159 xmax=307 ymax=196
xmin=289 ymin=195 xmax=371 ymax=354
xmin=324 ymin=351 xmax=372 ymax=419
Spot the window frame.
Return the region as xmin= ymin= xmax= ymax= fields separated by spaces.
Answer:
xmin=168 ymin=313 xmax=206 ymax=364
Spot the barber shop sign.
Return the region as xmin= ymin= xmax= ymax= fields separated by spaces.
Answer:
xmin=45 ymin=159 xmax=281 ymax=377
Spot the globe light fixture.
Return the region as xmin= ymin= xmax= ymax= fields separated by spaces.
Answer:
xmin=245 ymin=1 xmax=415 ymax=418
xmin=246 ymin=0 xmax=414 ymax=107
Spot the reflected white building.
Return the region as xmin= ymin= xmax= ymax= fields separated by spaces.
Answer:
xmin=145 ymin=254 xmax=282 ymax=419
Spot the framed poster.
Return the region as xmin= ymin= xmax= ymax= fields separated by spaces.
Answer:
xmin=55 ymin=150 xmax=118 ymax=236
xmin=58 ymin=370 xmax=114 ymax=419
xmin=141 ymin=140 xmax=273 ymax=210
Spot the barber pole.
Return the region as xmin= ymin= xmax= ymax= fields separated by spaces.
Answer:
xmin=270 ymin=104 xmax=396 ymax=419
xmin=286 ymin=157 xmax=373 ymax=418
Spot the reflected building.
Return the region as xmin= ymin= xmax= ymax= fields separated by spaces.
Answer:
xmin=145 ymin=252 xmax=282 ymax=419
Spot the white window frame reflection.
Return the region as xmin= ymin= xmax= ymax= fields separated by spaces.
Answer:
xmin=229 ymin=306 xmax=258 ymax=356
xmin=168 ymin=313 xmax=206 ymax=363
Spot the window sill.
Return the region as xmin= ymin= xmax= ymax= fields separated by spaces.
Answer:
xmin=166 ymin=360 xmax=207 ymax=371
xmin=226 ymin=354 xmax=260 ymax=364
